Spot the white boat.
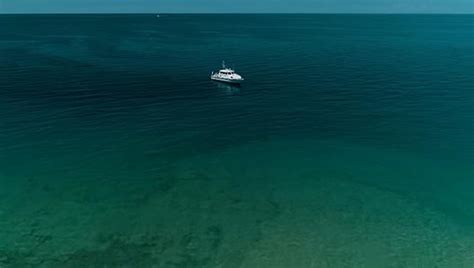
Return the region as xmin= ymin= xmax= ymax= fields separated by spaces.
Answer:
xmin=210 ymin=61 xmax=244 ymax=84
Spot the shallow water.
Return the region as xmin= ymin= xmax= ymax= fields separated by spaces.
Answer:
xmin=0 ymin=14 xmax=473 ymax=267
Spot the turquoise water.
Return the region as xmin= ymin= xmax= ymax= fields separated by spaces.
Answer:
xmin=1 ymin=14 xmax=473 ymax=266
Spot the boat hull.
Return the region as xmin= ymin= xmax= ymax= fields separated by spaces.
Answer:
xmin=210 ymin=76 xmax=244 ymax=84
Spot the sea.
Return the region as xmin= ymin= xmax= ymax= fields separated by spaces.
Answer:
xmin=0 ymin=14 xmax=473 ymax=267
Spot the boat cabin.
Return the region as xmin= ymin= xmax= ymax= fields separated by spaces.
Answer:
xmin=219 ymin=69 xmax=235 ymax=75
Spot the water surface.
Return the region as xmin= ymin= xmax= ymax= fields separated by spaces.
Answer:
xmin=0 ymin=14 xmax=473 ymax=267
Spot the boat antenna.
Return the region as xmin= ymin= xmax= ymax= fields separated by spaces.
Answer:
xmin=222 ymin=60 xmax=226 ymax=69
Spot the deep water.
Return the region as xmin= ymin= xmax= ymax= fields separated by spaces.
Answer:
xmin=0 ymin=14 xmax=473 ymax=267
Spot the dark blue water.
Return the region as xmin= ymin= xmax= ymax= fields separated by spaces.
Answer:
xmin=1 ymin=15 xmax=473 ymax=266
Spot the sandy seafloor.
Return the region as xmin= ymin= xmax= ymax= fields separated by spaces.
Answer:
xmin=1 ymin=138 xmax=473 ymax=267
